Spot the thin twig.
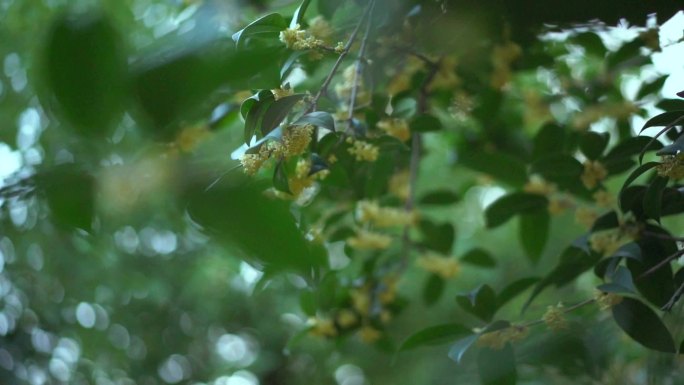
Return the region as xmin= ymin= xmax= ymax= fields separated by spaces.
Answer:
xmin=663 ymin=281 xmax=684 ymax=311
xmin=346 ymin=0 xmax=376 ymax=131
xmin=307 ymin=3 xmax=374 ymax=113
xmin=638 ymin=248 xmax=684 ymax=280
xmin=523 ymin=298 xmax=596 ymax=328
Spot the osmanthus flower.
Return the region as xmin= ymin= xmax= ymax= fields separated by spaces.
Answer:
xmin=377 ymin=118 xmax=410 ymax=142
xmin=334 ymin=65 xmax=370 ymax=106
xmin=581 ymin=160 xmax=608 ymax=189
xmin=416 ymin=253 xmax=461 ymax=279
xmin=335 ymin=309 xmax=358 ymax=329
xmin=307 ymin=16 xmax=334 ymax=44
xmin=355 ymin=200 xmax=418 ymax=228
xmin=282 ymin=124 xmax=314 ymax=158
xmin=347 ymin=229 xmax=392 ymax=250
xmin=347 ymin=138 xmax=379 ymax=162
xmin=575 ymin=206 xmax=598 ymax=228
xmin=308 ymin=317 xmax=338 ymax=338
xmin=173 ymin=124 xmax=210 ymax=153
xmin=386 ymin=56 xmax=425 ymax=96
xmin=389 ymin=170 xmax=410 ymax=201
xmin=239 ymin=125 xmax=314 ymax=176
xmin=594 ymin=289 xmax=622 ymax=311
xmin=589 ymin=229 xmax=630 ymax=257
xmin=272 ymin=158 xmax=328 ymax=202
xmin=279 ymin=24 xmax=323 ymax=50
xmin=542 ymin=303 xmax=568 ymax=332
xmin=547 ymin=197 xmax=574 ymax=215
xmin=593 ymin=189 xmax=615 ymax=208
xmin=429 ymin=54 xmax=461 ymax=91
xmin=358 ymin=324 xmax=382 ymax=343
xmin=490 ymin=42 xmax=522 ymax=89
xmin=270 ymin=85 xmax=294 ymax=101
xmin=476 ymin=324 xmax=529 ymax=350
xmin=656 ymin=153 xmax=684 ymax=179
xmin=350 ymin=287 xmax=371 ymax=317
xmin=523 ymin=175 xmax=557 ymax=196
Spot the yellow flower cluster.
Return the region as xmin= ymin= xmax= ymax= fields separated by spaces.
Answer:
xmin=524 ymin=175 xmax=556 ymax=196
xmin=272 ymin=158 xmax=328 ymax=201
xmin=308 ymin=16 xmax=333 ymax=43
xmin=347 ymin=229 xmax=392 ymax=250
xmin=490 ymin=42 xmax=522 ymax=89
xmin=308 ymin=317 xmax=337 ymax=337
xmin=575 ymin=206 xmax=598 ymax=228
xmin=594 ymin=289 xmax=623 ymax=311
xmin=386 ymin=56 xmax=424 ymax=96
xmin=389 ymin=170 xmax=410 ymax=201
xmin=542 ymin=303 xmax=568 ymax=332
xmin=429 ymin=55 xmax=461 ymax=91
xmin=335 ymin=65 xmax=370 ymax=105
xmin=355 ymin=200 xmax=418 ymax=227
xmin=593 ymin=189 xmax=615 ymax=207
xmin=589 ymin=229 xmax=628 ymax=257
xmin=279 ymin=24 xmax=323 ymax=50
xmin=350 ymin=287 xmax=371 ymax=316
xmin=416 ymin=253 xmax=461 ymax=279
xmin=347 ymin=138 xmax=379 ymax=162
xmin=581 ymin=160 xmax=608 ymax=189
xmin=240 ymin=125 xmax=314 ymax=175
xmin=657 ymin=154 xmax=684 ymax=179
xmin=377 ymin=118 xmax=411 ymax=142
xmin=336 ymin=309 xmax=358 ymax=328
xmin=174 ymin=124 xmax=210 ymax=153
xmin=548 ymin=197 xmax=573 ymax=215
xmin=358 ymin=325 xmax=382 ymax=343
xmin=476 ymin=325 xmax=529 ymax=350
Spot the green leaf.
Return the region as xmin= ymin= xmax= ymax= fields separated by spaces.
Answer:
xmin=293 ymin=111 xmax=336 ymax=131
xmin=290 ymin=0 xmax=312 ymax=28
xmin=530 ymin=155 xmax=583 ymax=186
xmin=38 ymin=165 xmax=95 ymax=231
xmin=423 ymin=274 xmax=445 ymax=306
xmin=607 ymin=39 xmax=643 ymax=70
xmin=419 ymin=220 xmax=455 ymax=254
xmin=612 ymin=298 xmax=675 ymax=353
xmin=456 ymin=284 xmax=498 ymax=322
xmin=448 ymin=335 xmax=479 ymax=364
xmin=399 ymin=323 xmax=471 ymax=351
xmin=485 ymin=193 xmax=548 ymax=228
xmin=318 ymin=0 xmax=343 ymax=18
xmin=419 ymin=190 xmax=460 ymax=205
xmin=498 ymin=277 xmax=539 ymax=308
xmin=410 ymin=114 xmax=442 ymax=133
xmin=643 ymin=176 xmax=668 ymax=222
xmin=41 ymin=12 xmax=126 ymax=137
xmin=243 ymin=91 xmax=275 ymax=143
xmin=640 ymin=111 xmax=684 ymax=133
xmin=299 ymin=290 xmax=316 ymax=316
xmin=392 ymin=97 xmax=417 ymax=118
xmin=580 ymin=131 xmax=609 ymax=160
xmin=273 ymin=160 xmax=291 ymax=193
xmin=657 ymin=99 xmax=684 ymax=111
xmin=573 ymin=31 xmax=606 ymax=57
xmin=619 ymin=162 xmax=658 ymax=195
xmin=477 ymin=344 xmax=517 ymax=385
xmin=519 ymin=209 xmax=549 ymax=264
xmin=232 ymin=13 xmax=287 ymax=47
xmin=590 ymin=211 xmax=619 ymax=232
xmin=260 ymin=93 xmax=307 ymax=136
xmin=532 ymin=123 xmax=566 ymax=160
xmin=185 ymin=179 xmax=326 ymax=273
xmin=460 ymin=248 xmax=496 ymax=268
xmin=460 ymin=150 xmax=527 ymax=187
xmin=604 ymin=136 xmax=663 ymax=161
xmin=656 ymin=134 xmax=684 ymax=156
xmin=637 ymin=75 xmax=668 ymax=100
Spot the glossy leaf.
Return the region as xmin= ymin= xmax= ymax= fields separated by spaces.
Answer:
xmin=640 ymin=110 xmax=684 ymax=133
xmin=448 ymin=335 xmax=479 ymax=364
xmin=456 ymin=284 xmax=498 ymax=322
xmin=460 ymin=248 xmax=496 ymax=268
xmin=519 ymin=209 xmax=549 ymax=264
xmin=423 ymin=274 xmax=445 ymax=306
xmin=232 ymin=13 xmax=287 ymax=47
xmin=612 ymin=298 xmax=675 ymax=353
xmin=293 ymin=111 xmax=336 ymax=131
xmin=619 ymin=162 xmax=658 ymax=195
xmin=485 ymin=193 xmax=548 ymax=228
xmin=419 ymin=220 xmax=455 ymax=254
xmin=399 ymin=323 xmax=471 ymax=351
xmin=590 ymin=211 xmax=619 ymax=232
xmin=290 ymin=0 xmax=312 ymax=28
xmin=580 ymin=131 xmax=609 ymax=160
xmin=273 ymin=160 xmax=291 ymax=193
xmin=643 ymin=176 xmax=668 ymax=222
xmin=636 ymin=75 xmax=668 ymax=100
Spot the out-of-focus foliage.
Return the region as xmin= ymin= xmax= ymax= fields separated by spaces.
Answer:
xmin=1 ymin=0 xmax=684 ymax=384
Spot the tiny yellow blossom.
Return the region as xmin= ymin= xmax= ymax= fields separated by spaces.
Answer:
xmin=476 ymin=325 xmax=528 ymax=350
xmin=308 ymin=16 xmax=334 ymax=43
xmin=334 ymin=42 xmax=345 ymax=53
xmin=308 ymin=317 xmax=337 ymax=337
xmin=359 ymin=325 xmax=382 ymax=343
xmin=334 ymin=65 xmax=370 ymax=105
xmin=416 ymin=253 xmax=461 ymax=279
xmin=347 ymin=229 xmax=392 ymax=250
xmin=593 ymin=190 xmax=615 ymax=208
xmin=271 ymin=86 xmax=294 ymax=101
xmin=581 ymin=160 xmax=608 ymax=189
xmin=380 ymin=310 xmax=392 ymax=324
xmin=377 ymin=118 xmax=411 ymax=141
xmin=279 ymin=24 xmax=322 ymax=50
xmin=350 ymin=288 xmax=371 ymax=316
xmin=548 ymin=197 xmax=573 ymax=215
xmin=389 ymin=170 xmax=410 ymax=200
xmin=336 ymin=309 xmax=358 ymax=328
xmin=657 ymin=154 xmax=684 ymax=179
xmin=575 ymin=206 xmax=598 ymax=228
xmin=175 ymin=124 xmax=210 ymax=152
xmin=240 ymin=153 xmax=267 ymax=176
xmin=378 ymin=276 xmax=398 ymax=304
xmin=594 ymin=289 xmax=623 ymax=311
xmin=490 ymin=42 xmax=522 ymax=89
xmin=430 ymin=55 xmax=461 ymax=91
xmin=589 ymin=230 xmax=626 ymax=257
xmin=348 ymin=139 xmax=379 ymax=162
xmin=542 ymin=303 xmax=568 ymax=331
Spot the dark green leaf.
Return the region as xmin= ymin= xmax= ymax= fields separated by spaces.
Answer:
xmin=532 ymin=123 xmax=566 ymax=160
xmin=460 ymin=150 xmax=527 ymax=187
xmin=637 ymin=75 xmax=668 ymax=100
xmin=290 ymin=0 xmax=312 ymax=28
xmin=485 ymin=193 xmax=548 ymax=228
xmin=580 ymin=131 xmax=609 ymax=160
xmin=640 ymin=111 xmax=684 ymax=133
xmin=456 ymin=284 xmax=498 ymax=322
xmin=612 ymin=298 xmax=675 ymax=353
xmin=399 ymin=323 xmax=471 ymax=351
xmin=273 ymin=160 xmax=291 ymax=193
xmin=243 ymin=90 xmax=275 ymax=143
xmin=423 ymin=274 xmax=445 ymax=306
xmin=613 ymin=242 xmax=642 ymax=261
xmin=619 ymin=161 xmax=658 ymax=194
xmin=604 ymin=136 xmax=662 ymax=160
xmin=293 ymin=111 xmax=336 ymax=131
xmin=590 ymin=211 xmax=619 ymax=232
xmin=42 ymin=12 xmax=126 ymax=137
xmin=299 ymin=290 xmax=316 ymax=316
xmin=519 ymin=209 xmax=549 ymax=264
xmin=657 ymin=99 xmax=684 ymax=111
xmin=232 ymin=13 xmax=287 ymax=47
xmin=38 ymin=165 xmax=95 ymax=231
xmin=419 ymin=220 xmax=455 ymax=254
xmin=530 ymin=155 xmax=583 ymax=186
xmin=261 ymin=94 xmax=307 ymax=136
xmin=477 ymin=344 xmax=517 ymax=385
xmin=573 ymin=31 xmax=606 ymax=57
xmin=643 ymin=176 xmax=668 ymax=222
xmin=419 ymin=190 xmax=460 ymax=205
xmin=460 ymin=248 xmax=496 ymax=268
xmin=410 ymin=114 xmax=442 ymax=133
xmin=498 ymin=277 xmax=540 ymax=308
xmin=607 ymin=39 xmax=643 ymax=70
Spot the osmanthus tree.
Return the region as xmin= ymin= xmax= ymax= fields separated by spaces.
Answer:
xmin=2 ymin=0 xmax=684 ymax=383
